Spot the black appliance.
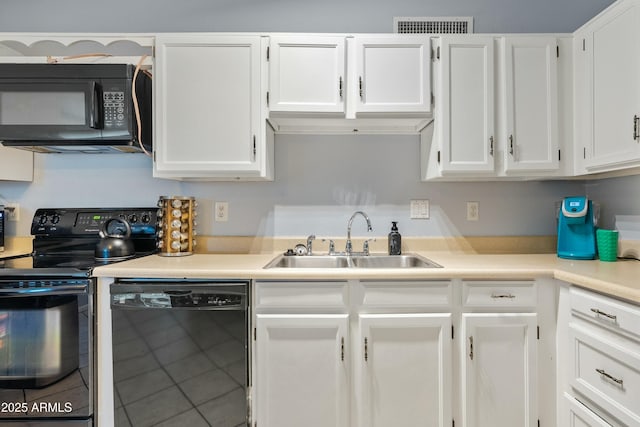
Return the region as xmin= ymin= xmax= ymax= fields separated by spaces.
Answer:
xmin=0 ymin=207 xmax=157 ymax=426
xmin=0 ymin=63 xmax=152 ymax=153
xmin=110 ymin=280 xmax=249 ymax=426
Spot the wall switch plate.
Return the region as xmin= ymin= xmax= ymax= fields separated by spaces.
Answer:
xmin=5 ymin=203 xmax=19 ymax=221
xmin=410 ymin=199 xmax=430 ymax=219
xmin=466 ymin=201 xmax=479 ymax=221
xmin=214 ymin=202 xmax=228 ymax=222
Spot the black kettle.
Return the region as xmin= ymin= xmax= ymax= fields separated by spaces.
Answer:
xmin=95 ymin=218 xmax=135 ymax=260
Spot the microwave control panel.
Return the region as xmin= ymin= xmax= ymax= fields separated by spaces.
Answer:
xmin=103 ymin=91 xmax=126 ymax=127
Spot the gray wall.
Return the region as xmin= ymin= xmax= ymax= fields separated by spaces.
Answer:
xmin=0 ymin=0 xmax=613 ymax=33
xmin=2 ymin=0 xmax=636 ymax=241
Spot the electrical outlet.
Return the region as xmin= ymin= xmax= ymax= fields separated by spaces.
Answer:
xmin=214 ymin=202 xmax=229 ymax=222
xmin=5 ymin=203 xmax=19 ymax=221
xmin=410 ymin=199 xmax=430 ymax=219
xmin=466 ymin=202 xmax=479 ymax=221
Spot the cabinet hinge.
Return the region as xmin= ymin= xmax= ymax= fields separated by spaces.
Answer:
xmin=266 ymin=46 xmax=270 ymax=61
xmin=537 ymin=326 xmax=540 ymax=340
xmin=437 ymin=150 xmax=441 ymax=164
xmin=558 ymin=149 xmax=561 ymax=162
xmin=556 ymin=45 xmax=559 ymax=58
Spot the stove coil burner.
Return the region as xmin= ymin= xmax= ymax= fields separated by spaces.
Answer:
xmin=156 ymin=196 xmax=197 ymax=257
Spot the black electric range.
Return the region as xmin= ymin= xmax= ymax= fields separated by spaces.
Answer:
xmin=0 ymin=207 xmax=157 ymax=426
xmin=0 ymin=207 xmax=158 ymax=279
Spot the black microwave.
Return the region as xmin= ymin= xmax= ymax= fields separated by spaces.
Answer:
xmin=0 ymin=63 xmax=151 ymax=153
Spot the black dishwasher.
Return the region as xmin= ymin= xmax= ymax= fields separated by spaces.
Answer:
xmin=110 ymin=279 xmax=249 ymax=427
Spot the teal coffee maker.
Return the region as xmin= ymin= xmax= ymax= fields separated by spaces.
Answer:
xmin=557 ymin=196 xmax=596 ymax=260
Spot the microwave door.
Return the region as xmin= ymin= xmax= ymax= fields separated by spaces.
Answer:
xmin=0 ymin=80 xmax=103 ymax=142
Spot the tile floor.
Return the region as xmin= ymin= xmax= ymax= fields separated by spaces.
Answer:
xmin=112 ymin=307 xmax=247 ymax=427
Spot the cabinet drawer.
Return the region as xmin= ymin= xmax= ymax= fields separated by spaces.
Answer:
xmin=255 ymin=281 xmax=348 ymax=310
xmin=565 ymin=394 xmax=614 ymax=427
xmin=462 ymin=281 xmax=537 ymax=309
xmin=571 ymin=287 xmax=640 ymax=340
xmin=569 ymin=324 xmax=640 ymax=426
xmin=358 ymin=280 xmax=452 ymax=309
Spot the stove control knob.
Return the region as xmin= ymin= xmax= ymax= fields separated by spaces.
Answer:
xmin=141 ymin=214 xmax=151 ymax=223
xmin=50 ymin=215 xmax=60 ymax=224
xmin=128 ymin=214 xmax=138 ymax=224
xmin=38 ymin=215 xmax=48 ymax=225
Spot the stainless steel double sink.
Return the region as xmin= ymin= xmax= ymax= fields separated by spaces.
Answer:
xmin=264 ymin=253 xmax=442 ymax=269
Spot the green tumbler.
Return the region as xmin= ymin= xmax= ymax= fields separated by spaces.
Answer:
xmin=596 ymin=229 xmax=619 ymax=262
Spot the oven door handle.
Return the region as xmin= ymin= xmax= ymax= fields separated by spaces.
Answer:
xmin=0 ymin=285 xmax=88 ymax=296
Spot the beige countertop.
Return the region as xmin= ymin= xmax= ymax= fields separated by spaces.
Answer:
xmin=92 ymin=251 xmax=640 ymax=304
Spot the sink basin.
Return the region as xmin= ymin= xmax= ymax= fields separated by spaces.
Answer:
xmin=264 ymin=255 xmax=351 ymax=269
xmin=263 ymin=253 xmax=441 ymax=269
xmin=352 ymin=254 xmax=442 ymax=269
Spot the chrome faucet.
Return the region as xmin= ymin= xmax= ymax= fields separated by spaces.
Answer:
xmin=345 ymin=211 xmax=373 ymax=255
xmin=306 ymin=235 xmax=316 ymax=255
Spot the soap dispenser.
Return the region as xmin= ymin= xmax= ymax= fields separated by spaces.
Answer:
xmin=388 ymin=221 xmax=402 ymax=255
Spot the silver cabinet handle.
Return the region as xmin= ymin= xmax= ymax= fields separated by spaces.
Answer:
xmin=634 ymin=115 xmax=639 ymax=141
xmin=341 ymin=337 xmax=345 ymax=362
xmin=359 ymin=76 xmax=363 ymax=99
xmin=489 ymin=136 xmax=494 ymax=156
xmin=590 ymin=308 xmax=617 ymax=321
xmin=596 ymin=368 xmax=623 ymax=386
xmin=339 ymin=76 xmax=343 ymax=99
xmin=469 ymin=336 xmax=474 ymax=360
xmin=491 ymin=293 xmax=516 ymax=299
xmin=509 ymin=135 xmax=514 ymax=156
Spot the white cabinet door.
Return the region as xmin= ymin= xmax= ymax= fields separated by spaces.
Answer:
xmin=356 ymin=313 xmax=452 ymax=427
xmin=154 ymin=34 xmax=272 ymax=180
xmin=268 ymin=35 xmax=345 ymax=113
xmin=352 ymin=36 xmax=431 ymax=113
xmin=0 ymin=146 xmax=32 ymax=181
xmin=437 ymin=36 xmax=495 ymax=174
xmin=255 ymin=313 xmax=349 ymax=427
xmin=586 ymin=0 xmax=640 ymax=171
xmin=503 ymin=37 xmax=559 ymax=173
xmin=461 ymin=313 xmax=538 ymax=427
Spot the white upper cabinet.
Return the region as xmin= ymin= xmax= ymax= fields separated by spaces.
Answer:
xmin=268 ymin=35 xmax=346 ymax=113
xmin=576 ymin=0 xmax=640 ymax=173
xmin=0 ymin=147 xmax=32 ymax=181
xmin=266 ymin=34 xmax=431 ymax=117
xmin=429 ymin=36 xmax=496 ymax=176
xmin=503 ymin=37 xmax=559 ymax=174
xmin=153 ymin=34 xmax=273 ymax=180
xmin=424 ymin=35 xmax=562 ymax=180
xmin=351 ymin=36 xmax=431 ymax=114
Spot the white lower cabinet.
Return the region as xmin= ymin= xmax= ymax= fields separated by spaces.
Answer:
xmin=565 ymin=394 xmax=613 ymax=427
xmin=356 ymin=313 xmax=452 ymax=427
xmin=561 ymin=286 xmax=640 ymax=427
xmin=461 ymin=313 xmax=538 ymax=427
xmin=255 ymin=313 xmax=349 ymax=427
xmin=253 ymin=279 xmax=547 ymax=427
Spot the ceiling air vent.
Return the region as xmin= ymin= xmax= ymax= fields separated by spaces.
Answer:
xmin=394 ymin=17 xmax=474 ymax=34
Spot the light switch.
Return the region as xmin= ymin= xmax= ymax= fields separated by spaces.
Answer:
xmin=410 ymin=199 xmax=430 ymax=219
